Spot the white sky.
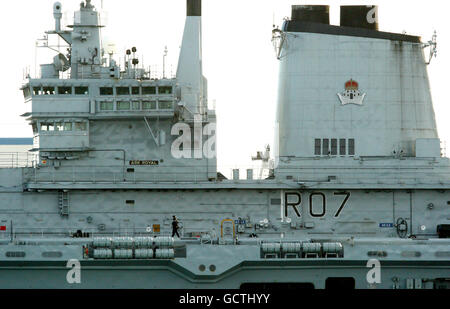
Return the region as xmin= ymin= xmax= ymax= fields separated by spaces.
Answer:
xmin=0 ymin=0 xmax=449 ymax=172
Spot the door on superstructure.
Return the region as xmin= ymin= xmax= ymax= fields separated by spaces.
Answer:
xmin=392 ymin=191 xmax=412 ymax=238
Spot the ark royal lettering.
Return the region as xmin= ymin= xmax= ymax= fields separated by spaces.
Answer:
xmin=129 ymin=160 xmax=159 ymax=166
xmin=283 ymin=191 xmax=351 ymax=219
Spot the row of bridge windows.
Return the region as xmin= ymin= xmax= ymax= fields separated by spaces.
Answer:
xmin=99 ymin=100 xmax=174 ymax=111
xmin=32 ymin=86 xmax=89 ymax=96
xmin=39 ymin=121 xmax=87 ymax=132
xmin=101 ymin=86 xmax=173 ymax=96
xmin=29 ymin=86 xmax=173 ymax=96
xmin=315 ymin=138 xmax=355 ymax=156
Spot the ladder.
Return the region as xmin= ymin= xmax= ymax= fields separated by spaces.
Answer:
xmin=58 ymin=191 xmax=70 ymax=217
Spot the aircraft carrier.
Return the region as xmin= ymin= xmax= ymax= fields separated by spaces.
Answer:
xmin=0 ymin=0 xmax=449 ymax=289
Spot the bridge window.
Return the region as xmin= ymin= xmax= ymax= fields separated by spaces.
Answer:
xmin=322 ymin=139 xmax=329 ymax=155
xmin=40 ymin=123 xmax=54 ymax=132
xmin=58 ymin=86 xmax=72 ymax=95
xmin=339 ymin=139 xmax=346 ymax=156
xmin=159 ymin=101 xmax=173 ymax=110
xmin=55 ymin=123 xmax=64 ymax=131
xmin=159 ymin=86 xmax=173 ymax=94
xmin=117 ymin=101 xmax=131 ymax=111
xmin=64 ymin=123 xmax=73 ymax=131
xmin=142 ymin=101 xmax=157 ymax=110
xmin=100 ymin=101 xmax=114 ymax=111
xmin=331 ymin=139 xmax=338 ymax=155
xmin=75 ymin=86 xmax=89 ymax=95
xmin=54 ymin=122 xmax=73 ymax=132
xmin=75 ymin=122 xmax=87 ymax=131
xmin=33 ymin=87 xmax=43 ymax=96
xmin=43 ymin=87 xmax=55 ymax=95
xmin=314 ymin=139 xmax=321 ymax=156
xmin=142 ymin=87 xmax=156 ymax=95
xmin=132 ymin=87 xmax=140 ymax=95
xmin=116 ymin=87 xmax=130 ymax=95
xmin=100 ymin=87 xmax=113 ymax=96
xmin=132 ymin=101 xmax=141 ymax=110
xmin=348 ymin=139 xmax=355 ymax=156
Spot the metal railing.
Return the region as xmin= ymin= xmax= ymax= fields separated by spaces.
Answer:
xmin=22 ymin=164 xmax=272 ymax=183
xmin=4 ymin=227 xmax=174 ymax=240
xmin=0 ymin=153 xmax=37 ymax=168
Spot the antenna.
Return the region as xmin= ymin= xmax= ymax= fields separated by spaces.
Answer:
xmin=163 ymin=46 xmax=168 ymax=79
xmin=423 ymin=31 xmax=437 ymax=65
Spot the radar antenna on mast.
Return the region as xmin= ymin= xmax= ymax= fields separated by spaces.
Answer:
xmin=252 ymin=145 xmax=272 ymax=179
xmin=423 ymin=31 xmax=437 ymax=65
xmin=271 ymin=17 xmax=297 ymax=60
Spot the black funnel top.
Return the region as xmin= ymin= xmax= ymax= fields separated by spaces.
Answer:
xmin=340 ymin=5 xmax=378 ymax=30
xmin=284 ymin=4 xmax=419 ymax=43
xmin=291 ymin=5 xmax=330 ymax=24
xmin=187 ymin=0 xmax=201 ymax=16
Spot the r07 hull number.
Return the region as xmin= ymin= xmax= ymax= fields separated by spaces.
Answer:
xmin=284 ymin=192 xmax=351 ymax=218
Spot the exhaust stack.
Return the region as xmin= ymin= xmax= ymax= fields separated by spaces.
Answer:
xmin=291 ymin=5 xmax=330 ymax=24
xmin=340 ymin=5 xmax=378 ymax=30
xmin=176 ymin=0 xmax=206 ymax=119
xmin=187 ymin=0 xmax=201 ymax=16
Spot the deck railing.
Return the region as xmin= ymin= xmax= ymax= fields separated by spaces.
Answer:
xmin=22 ymin=164 xmax=270 ymax=183
xmin=0 ymin=153 xmax=37 ymax=168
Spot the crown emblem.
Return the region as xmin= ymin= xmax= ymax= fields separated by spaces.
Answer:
xmin=338 ymin=79 xmax=366 ymax=106
xmin=345 ymin=79 xmax=359 ymax=91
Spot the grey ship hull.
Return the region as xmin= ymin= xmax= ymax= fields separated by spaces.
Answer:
xmin=1 ymin=175 xmax=449 ymax=289
xmin=1 ymin=255 xmax=449 ymax=289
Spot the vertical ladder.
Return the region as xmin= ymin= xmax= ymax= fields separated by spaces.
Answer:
xmin=58 ymin=190 xmax=70 ymax=217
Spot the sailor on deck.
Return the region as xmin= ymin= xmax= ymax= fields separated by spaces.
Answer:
xmin=172 ymin=216 xmax=180 ymax=238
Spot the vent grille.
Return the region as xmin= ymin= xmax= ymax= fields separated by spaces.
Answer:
xmin=6 ymin=251 xmax=26 ymax=258
xmin=401 ymin=251 xmax=421 ymax=258
xmin=42 ymin=251 xmax=63 ymax=258
xmin=367 ymin=251 xmax=387 ymax=258
xmin=435 ymin=251 xmax=450 ymax=258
